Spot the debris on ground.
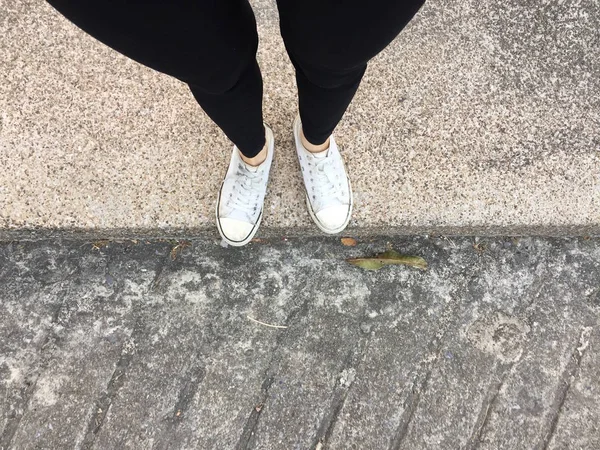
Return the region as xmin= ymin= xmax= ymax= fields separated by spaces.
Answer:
xmin=341 ymin=237 xmax=358 ymax=247
xmin=247 ymin=315 xmax=288 ymax=329
xmin=347 ymin=249 xmax=427 ymax=271
xmin=170 ymin=240 xmax=191 ymax=260
xmin=91 ymin=240 xmax=110 ymax=251
xmin=473 ymin=242 xmax=487 ymax=253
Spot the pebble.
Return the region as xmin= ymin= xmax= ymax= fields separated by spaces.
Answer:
xmin=360 ymin=322 xmax=372 ymax=334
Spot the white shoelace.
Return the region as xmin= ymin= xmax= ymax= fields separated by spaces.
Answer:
xmin=227 ymin=164 xmax=264 ymax=218
xmin=310 ymin=157 xmax=344 ymax=209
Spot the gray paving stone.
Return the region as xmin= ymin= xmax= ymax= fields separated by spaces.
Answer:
xmin=548 ymin=327 xmax=600 ymax=450
xmin=476 ymin=241 xmax=600 ymax=450
xmin=0 ymin=236 xmax=599 ymax=449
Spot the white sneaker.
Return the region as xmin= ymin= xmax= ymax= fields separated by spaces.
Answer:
xmin=293 ymin=116 xmax=353 ymax=234
xmin=216 ymin=125 xmax=274 ymax=246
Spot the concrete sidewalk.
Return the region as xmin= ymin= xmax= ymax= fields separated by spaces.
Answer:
xmin=1 ymin=236 xmax=599 ymax=449
xmin=1 ymin=0 xmax=599 ymax=238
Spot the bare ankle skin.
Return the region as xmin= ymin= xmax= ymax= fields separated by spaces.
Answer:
xmin=300 ymin=127 xmax=330 ymax=153
xmin=240 ymin=142 xmax=268 ymax=166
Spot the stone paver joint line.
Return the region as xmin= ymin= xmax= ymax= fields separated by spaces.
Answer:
xmin=312 ymin=336 xmax=371 ymax=449
xmin=537 ymin=327 xmax=594 ymax=450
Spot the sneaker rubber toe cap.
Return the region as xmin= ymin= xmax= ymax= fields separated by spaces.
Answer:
xmin=219 ymin=218 xmax=254 ymax=243
xmin=315 ymin=205 xmax=350 ymax=233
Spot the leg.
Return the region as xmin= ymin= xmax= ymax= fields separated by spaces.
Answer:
xmin=279 ymin=0 xmax=425 ymax=234
xmin=277 ymin=0 xmax=426 ymax=144
xmin=46 ymin=0 xmax=265 ymax=157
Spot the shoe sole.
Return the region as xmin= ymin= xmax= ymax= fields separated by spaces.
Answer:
xmin=215 ymin=125 xmax=272 ymax=247
xmin=293 ymin=116 xmax=354 ymax=235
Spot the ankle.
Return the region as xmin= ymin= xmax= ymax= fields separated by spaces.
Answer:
xmin=240 ymin=143 xmax=268 ymax=166
xmin=300 ymin=128 xmax=330 ymax=153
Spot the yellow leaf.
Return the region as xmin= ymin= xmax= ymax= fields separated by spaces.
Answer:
xmin=347 ymin=249 xmax=427 ymax=271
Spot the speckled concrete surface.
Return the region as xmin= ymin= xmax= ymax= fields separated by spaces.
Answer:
xmin=1 ymin=0 xmax=599 ymax=237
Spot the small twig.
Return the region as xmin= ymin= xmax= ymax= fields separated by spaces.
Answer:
xmin=441 ymin=235 xmax=458 ymax=249
xmin=90 ymin=240 xmax=110 ymax=251
xmin=247 ymin=316 xmax=288 ymax=329
xmin=170 ymin=240 xmax=191 ymax=260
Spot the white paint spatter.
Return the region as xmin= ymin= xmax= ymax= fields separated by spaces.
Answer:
xmin=577 ymin=326 xmax=593 ymax=356
xmin=32 ymin=375 xmax=67 ymax=407
xmin=339 ymin=368 xmax=357 ymax=388
xmin=0 ymin=358 xmax=24 ymax=384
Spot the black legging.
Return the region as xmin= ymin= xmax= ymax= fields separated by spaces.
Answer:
xmin=47 ymin=0 xmax=425 ymax=157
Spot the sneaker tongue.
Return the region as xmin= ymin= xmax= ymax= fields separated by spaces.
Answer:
xmin=311 ymin=147 xmax=329 ymax=159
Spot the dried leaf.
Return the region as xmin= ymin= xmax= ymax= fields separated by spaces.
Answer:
xmin=91 ymin=240 xmax=110 ymax=251
xmin=347 ymin=258 xmax=386 ymax=271
xmin=473 ymin=242 xmax=486 ymax=253
xmin=341 ymin=237 xmax=358 ymax=247
xmin=347 ymin=249 xmax=427 ymax=271
xmin=170 ymin=240 xmax=191 ymax=260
